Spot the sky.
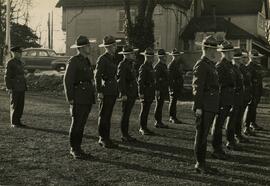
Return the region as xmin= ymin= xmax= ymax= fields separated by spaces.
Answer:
xmin=28 ymin=0 xmax=66 ymax=53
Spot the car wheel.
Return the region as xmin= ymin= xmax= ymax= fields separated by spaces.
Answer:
xmin=27 ymin=69 xmax=35 ymax=73
xmin=55 ymin=65 xmax=66 ymax=72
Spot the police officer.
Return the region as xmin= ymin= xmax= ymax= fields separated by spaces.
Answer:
xmin=245 ymin=49 xmax=264 ymax=132
xmin=237 ymin=49 xmax=252 ymax=140
xmin=138 ymin=48 xmax=156 ymax=135
xmin=212 ymin=40 xmax=237 ymax=159
xmin=226 ymin=48 xmax=246 ymax=150
xmin=5 ymin=46 xmax=27 ymax=128
xmin=95 ymin=35 xmax=121 ymax=148
xmin=154 ymin=49 xmax=169 ymax=128
xmin=117 ymin=45 xmax=139 ymax=142
xmin=192 ymin=35 xmax=220 ymax=173
xmin=64 ymin=35 xmax=96 ymax=159
xmin=168 ymin=48 xmax=184 ymax=124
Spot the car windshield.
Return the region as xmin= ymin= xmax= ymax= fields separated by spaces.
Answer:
xmin=47 ymin=50 xmax=57 ymax=56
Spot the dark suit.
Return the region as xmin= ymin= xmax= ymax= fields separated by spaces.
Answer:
xmin=5 ymin=58 xmax=27 ymax=125
xmin=117 ymin=58 xmax=138 ymax=137
xmin=227 ymin=65 xmax=244 ymax=142
xmin=95 ymin=52 xmax=118 ymax=141
xmin=236 ymin=64 xmax=252 ymax=136
xmin=154 ymin=62 xmax=169 ymax=123
xmin=245 ymin=61 xmax=263 ymax=126
xmin=168 ymin=59 xmax=184 ymax=119
xmin=64 ymin=54 xmax=95 ymax=151
xmin=138 ymin=62 xmax=155 ymax=129
xmin=192 ymin=56 xmax=219 ymax=165
xmin=212 ymin=58 xmax=236 ymax=151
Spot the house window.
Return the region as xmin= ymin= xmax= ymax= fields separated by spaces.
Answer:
xmin=240 ymin=39 xmax=246 ymax=50
xmin=183 ymin=40 xmax=190 ymax=51
xmin=154 ymin=35 xmax=161 ymax=49
xmin=118 ymin=9 xmax=136 ymax=33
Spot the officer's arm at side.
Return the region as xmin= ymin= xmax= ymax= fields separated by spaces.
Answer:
xmin=117 ymin=62 xmax=127 ymax=97
xmin=138 ymin=65 xmax=146 ymax=97
xmin=192 ymin=62 xmax=206 ymax=111
xmin=64 ymin=60 xmax=76 ymax=103
xmin=95 ymin=56 xmax=105 ymax=94
xmin=4 ymin=61 xmax=14 ymax=90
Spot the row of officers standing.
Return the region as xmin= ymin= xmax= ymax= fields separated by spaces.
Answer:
xmin=63 ymin=35 xmax=185 ymax=159
xmin=4 ymin=34 xmax=264 ymax=174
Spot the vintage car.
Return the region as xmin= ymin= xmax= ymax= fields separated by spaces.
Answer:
xmin=21 ymin=48 xmax=70 ymax=73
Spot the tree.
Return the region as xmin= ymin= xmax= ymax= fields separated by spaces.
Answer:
xmin=0 ymin=0 xmax=38 ymax=65
xmin=123 ymin=0 xmax=157 ymax=51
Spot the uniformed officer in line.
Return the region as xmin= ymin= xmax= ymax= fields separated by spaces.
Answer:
xmin=192 ymin=35 xmax=220 ymax=173
xmin=237 ymin=49 xmax=253 ymax=139
xmin=117 ymin=45 xmax=139 ymax=142
xmin=153 ymin=49 xmax=169 ymax=128
xmin=245 ymin=49 xmax=264 ymax=132
xmin=95 ymin=35 xmax=121 ymax=148
xmin=225 ymin=48 xmax=246 ymax=150
xmin=167 ymin=48 xmax=184 ymax=124
xmin=64 ymin=35 xmax=96 ymax=159
xmin=212 ymin=40 xmax=237 ymax=159
xmin=138 ymin=48 xmax=156 ymax=135
xmin=5 ymin=46 xmax=27 ymax=128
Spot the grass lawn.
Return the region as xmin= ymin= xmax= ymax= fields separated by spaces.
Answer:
xmin=0 ymin=91 xmax=270 ymax=185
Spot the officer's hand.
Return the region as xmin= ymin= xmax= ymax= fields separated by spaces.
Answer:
xmin=155 ymin=91 xmax=160 ymax=98
xmin=98 ymin=93 xmax=104 ymax=100
xmin=6 ymin=89 xmax=12 ymax=94
xmin=69 ymin=100 xmax=74 ymax=105
xmin=195 ymin=109 xmax=202 ymax=117
xmin=122 ymin=95 xmax=127 ymax=101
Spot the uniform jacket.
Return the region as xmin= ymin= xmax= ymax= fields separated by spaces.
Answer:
xmin=138 ymin=62 xmax=155 ymax=101
xmin=192 ymin=56 xmax=219 ymax=113
xmin=5 ymin=58 xmax=27 ymax=92
xmin=64 ymin=54 xmax=95 ymax=105
xmin=168 ymin=59 xmax=184 ymax=96
xmin=239 ymin=63 xmax=252 ymax=104
xmin=232 ymin=65 xmax=244 ymax=106
xmin=216 ymin=58 xmax=236 ymax=106
xmin=248 ymin=61 xmax=263 ymax=99
xmin=154 ymin=62 xmax=169 ymax=96
xmin=95 ymin=52 xmax=118 ymax=96
xmin=117 ymin=58 xmax=138 ymax=98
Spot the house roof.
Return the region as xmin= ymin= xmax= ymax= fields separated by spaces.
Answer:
xmin=181 ymin=16 xmax=270 ymax=52
xmin=56 ymin=0 xmax=193 ymax=9
xmin=181 ymin=16 xmax=257 ymax=40
xmin=202 ymin=0 xmax=264 ymax=15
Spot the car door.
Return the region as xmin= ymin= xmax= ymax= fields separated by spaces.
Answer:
xmin=37 ymin=50 xmax=54 ymax=70
xmin=22 ymin=50 xmax=38 ymax=69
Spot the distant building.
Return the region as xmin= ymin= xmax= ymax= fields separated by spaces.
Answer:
xmin=56 ymin=0 xmax=193 ymax=63
xmin=181 ymin=0 xmax=270 ymax=69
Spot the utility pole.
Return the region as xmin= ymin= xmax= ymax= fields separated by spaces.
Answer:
xmin=47 ymin=12 xmax=51 ymax=49
xmin=51 ymin=11 xmax=53 ymax=49
xmin=5 ymin=0 xmax=11 ymax=51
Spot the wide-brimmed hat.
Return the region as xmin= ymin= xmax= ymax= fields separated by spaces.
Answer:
xmin=156 ymin=49 xmax=168 ymax=56
xmin=70 ymin=35 xmax=91 ymax=49
xmin=98 ymin=35 xmax=121 ymax=47
xmin=140 ymin=47 xmax=155 ymax=56
xmin=118 ymin=45 xmax=139 ymax=54
xmin=217 ymin=40 xmax=239 ymax=52
xmin=249 ymin=49 xmax=263 ymax=58
xmin=233 ymin=48 xmax=245 ymax=59
xmin=195 ymin=35 xmax=219 ymax=49
xmin=10 ymin=46 xmax=23 ymax=53
xmin=167 ymin=48 xmax=184 ymax=56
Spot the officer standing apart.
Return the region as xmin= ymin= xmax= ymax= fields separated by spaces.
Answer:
xmin=212 ymin=40 xmax=237 ymax=159
xmin=117 ymin=45 xmax=139 ymax=142
xmin=168 ymin=48 xmax=185 ymax=124
xmin=138 ymin=48 xmax=156 ymax=135
xmin=192 ymin=36 xmax=220 ymax=173
xmin=245 ymin=49 xmax=264 ymax=132
xmin=95 ymin=35 xmax=121 ymax=148
xmin=154 ymin=49 xmax=169 ymax=128
xmin=64 ymin=35 xmax=96 ymax=159
xmin=5 ymin=46 xmax=27 ymax=128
